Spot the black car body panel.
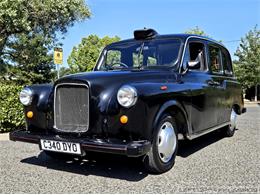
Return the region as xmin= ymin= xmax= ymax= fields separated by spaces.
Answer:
xmin=11 ymin=32 xmax=246 ymax=157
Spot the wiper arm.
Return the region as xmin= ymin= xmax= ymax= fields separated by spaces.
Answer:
xmin=137 ymin=42 xmax=145 ymax=69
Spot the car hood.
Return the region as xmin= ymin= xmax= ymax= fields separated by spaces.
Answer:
xmin=53 ymin=69 xmax=180 ymax=116
xmin=55 ymin=69 xmax=178 ymax=89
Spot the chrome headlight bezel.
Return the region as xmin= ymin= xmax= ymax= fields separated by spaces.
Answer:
xmin=19 ymin=87 xmax=33 ymax=106
xmin=117 ymin=85 xmax=138 ymax=108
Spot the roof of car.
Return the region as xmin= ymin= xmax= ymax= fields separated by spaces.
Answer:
xmin=109 ymin=33 xmax=226 ymax=48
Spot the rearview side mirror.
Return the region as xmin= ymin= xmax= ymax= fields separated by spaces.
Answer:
xmin=187 ymin=61 xmax=200 ymax=69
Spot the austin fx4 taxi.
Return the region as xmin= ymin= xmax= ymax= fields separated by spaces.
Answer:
xmin=10 ymin=29 xmax=246 ymax=173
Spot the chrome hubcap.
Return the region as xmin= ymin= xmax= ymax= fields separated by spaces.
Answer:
xmin=157 ymin=121 xmax=177 ymax=163
xmin=230 ymin=108 xmax=237 ymax=131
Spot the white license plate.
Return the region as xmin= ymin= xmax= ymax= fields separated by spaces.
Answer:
xmin=40 ymin=139 xmax=81 ymax=155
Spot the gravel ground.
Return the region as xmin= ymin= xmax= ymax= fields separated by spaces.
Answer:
xmin=0 ymin=106 xmax=259 ymax=193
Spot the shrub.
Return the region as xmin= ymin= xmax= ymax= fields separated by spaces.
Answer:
xmin=0 ymin=83 xmax=24 ymax=133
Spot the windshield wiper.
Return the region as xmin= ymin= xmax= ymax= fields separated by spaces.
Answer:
xmin=136 ymin=42 xmax=145 ymax=69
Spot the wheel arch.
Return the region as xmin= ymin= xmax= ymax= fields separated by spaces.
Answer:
xmin=152 ymin=100 xmax=191 ymax=140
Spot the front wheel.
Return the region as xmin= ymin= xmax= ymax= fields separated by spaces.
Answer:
xmin=143 ymin=114 xmax=178 ymax=174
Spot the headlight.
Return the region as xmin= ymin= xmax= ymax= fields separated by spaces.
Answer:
xmin=19 ymin=87 xmax=33 ymax=106
xmin=117 ymin=85 xmax=137 ymax=108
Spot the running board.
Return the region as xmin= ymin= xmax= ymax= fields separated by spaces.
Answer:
xmin=186 ymin=122 xmax=230 ymax=140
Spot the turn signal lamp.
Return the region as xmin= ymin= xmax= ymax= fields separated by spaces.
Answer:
xmin=26 ymin=111 xmax=34 ymax=119
xmin=120 ymin=115 xmax=128 ymax=124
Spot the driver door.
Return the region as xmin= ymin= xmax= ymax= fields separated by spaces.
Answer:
xmin=182 ymin=39 xmax=218 ymax=133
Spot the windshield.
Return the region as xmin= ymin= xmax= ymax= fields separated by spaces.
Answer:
xmin=96 ymin=38 xmax=182 ymax=71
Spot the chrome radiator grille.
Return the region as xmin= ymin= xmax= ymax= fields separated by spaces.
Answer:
xmin=54 ymin=83 xmax=89 ymax=133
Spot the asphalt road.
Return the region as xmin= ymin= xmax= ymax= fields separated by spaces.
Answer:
xmin=0 ymin=106 xmax=259 ymax=193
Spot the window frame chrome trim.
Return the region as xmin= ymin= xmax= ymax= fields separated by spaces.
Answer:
xmin=179 ymin=35 xmax=226 ymax=74
xmin=95 ymin=37 xmax=183 ymax=71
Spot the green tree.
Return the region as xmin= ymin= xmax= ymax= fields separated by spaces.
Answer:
xmin=1 ymin=34 xmax=55 ymax=84
xmin=0 ymin=84 xmax=24 ymax=132
xmin=0 ymin=0 xmax=91 ymax=84
xmin=0 ymin=0 xmax=90 ymax=53
xmin=55 ymin=67 xmax=72 ymax=78
xmin=68 ymin=35 xmax=120 ymax=73
xmin=185 ymin=26 xmax=208 ymax=36
xmin=234 ymin=25 xmax=260 ymax=101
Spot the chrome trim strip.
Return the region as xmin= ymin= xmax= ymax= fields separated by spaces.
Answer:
xmin=186 ymin=121 xmax=230 ymax=140
xmin=94 ymin=48 xmax=106 ymax=71
xmin=53 ymin=83 xmax=90 ymax=132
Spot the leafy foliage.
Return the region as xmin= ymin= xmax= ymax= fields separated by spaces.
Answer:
xmin=0 ymin=0 xmax=91 ymax=84
xmin=0 ymin=0 xmax=90 ymax=50
xmin=59 ymin=67 xmax=73 ymax=78
xmin=0 ymin=0 xmax=91 ymax=132
xmin=1 ymin=34 xmax=55 ymax=85
xmin=233 ymin=26 xmax=260 ymax=90
xmin=67 ymin=35 xmax=120 ymax=73
xmin=0 ymin=83 xmax=24 ymax=132
xmin=185 ymin=26 xmax=208 ymax=36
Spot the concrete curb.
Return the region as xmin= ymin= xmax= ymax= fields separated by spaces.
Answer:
xmin=0 ymin=133 xmax=9 ymax=141
xmin=244 ymin=102 xmax=260 ymax=107
xmin=244 ymin=99 xmax=260 ymax=104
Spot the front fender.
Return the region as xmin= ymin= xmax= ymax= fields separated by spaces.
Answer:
xmin=29 ymin=84 xmax=53 ymax=111
xmin=152 ymin=100 xmax=191 ymax=138
xmin=97 ymin=86 xmax=120 ymax=115
xmin=24 ymin=84 xmax=53 ymax=131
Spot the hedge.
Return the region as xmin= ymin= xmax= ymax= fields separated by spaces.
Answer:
xmin=0 ymin=83 xmax=25 ymax=133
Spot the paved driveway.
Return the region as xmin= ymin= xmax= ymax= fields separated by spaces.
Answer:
xmin=0 ymin=106 xmax=259 ymax=193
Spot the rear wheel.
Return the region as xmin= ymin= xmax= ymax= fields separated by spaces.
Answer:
xmin=143 ymin=114 xmax=178 ymax=174
xmin=224 ymin=108 xmax=237 ymax=137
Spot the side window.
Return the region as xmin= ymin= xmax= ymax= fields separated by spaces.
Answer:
xmin=221 ymin=49 xmax=233 ymax=75
xmin=208 ymin=45 xmax=222 ymax=74
xmin=185 ymin=42 xmax=206 ymax=71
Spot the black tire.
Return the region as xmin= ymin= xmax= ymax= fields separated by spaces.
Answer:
xmin=224 ymin=125 xmax=235 ymax=137
xmin=143 ymin=114 xmax=178 ymax=174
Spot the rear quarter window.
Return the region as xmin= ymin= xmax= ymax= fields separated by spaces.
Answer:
xmin=221 ymin=48 xmax=233 ymax=76
xmin=208 ymin=45 xmax=222 ymax=74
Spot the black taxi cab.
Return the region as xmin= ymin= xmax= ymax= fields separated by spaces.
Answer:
xmin=10 ymin=29 xmax=246 ymax=173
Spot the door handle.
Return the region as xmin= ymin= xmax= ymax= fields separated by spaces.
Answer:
xmin=208 ymin=80 xmax=220 ymax=86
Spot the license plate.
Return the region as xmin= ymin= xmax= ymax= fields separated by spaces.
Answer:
xmin=40 ymin=139 xmax=81 ymax=155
